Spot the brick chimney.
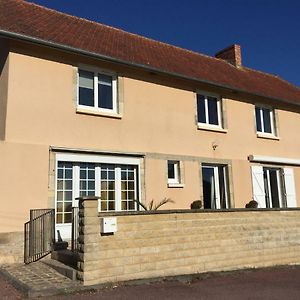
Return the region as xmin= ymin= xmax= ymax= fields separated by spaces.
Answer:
xmin=215 ymin=44 xmax=242 ymax=67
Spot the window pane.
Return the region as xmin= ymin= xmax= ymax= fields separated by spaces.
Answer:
xmin=88 ymin=181 xmax=95 ymax=190
xmin=101 ymin=201 xmax=108 ymax=211
xmin=101 ymin=191 xmax=107 ymax=200
xmin=79 ymin=70 xmax=94 ymax=107
xmin=57 ymin=202 xmax=63 ymax=213
xmin=122 ymin=201 xmax=127 ymax=210
xmin=64 ymin=191 xmax=72 ymax=201
xmin=64 ymin=213 xmax=72 ymax=223
xmin=65 ymin=180 xmax=72 ymax=190
xmin=64 ymin=202 xmax=72 ymax=213
xmin=56 ymin=213 xmax=63 ymax=224
xmin=168 ymin=161 xmax=175 ymax=179
xmin=80 ymin=181 xmax=86 ymax=190
xmin=108 ymin=181 xmax=115 ymax=190
xmin=57 ymin=191 xmax=63 ymax=201
xmin=197 ymin=95 xmax=206 ymax=123
xmin=127 ymin=172 xmax=134 ymax=180
xmin=128 ymin=181 xmax=134 ymax=190
xmin=57 ymin=169 xmax=63 ymax=179
xmin=207 ymin=97 xmax=219 ymax=125
xmin=108 ymin=201 xmax=115 ymax=211
xmin=255 ymin=107 xmax=262 ymax=132
xmin=263 ymin=108 xmax=272 ymax=133
xmin=101 ymin=181 xmax=107 ymax=190
xmin=57 ymin=180 xmax=63 ymax=190
xmin=128 ymin=201 xmax=135 ymax=210
xmin=98 ymin=74 xmax=113 ymax=109
xmin=128 ymin=191 xmax=134 ymax=200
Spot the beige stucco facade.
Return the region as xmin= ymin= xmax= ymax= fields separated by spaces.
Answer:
xmin=0 ymin=40 xmax=300 ymax=233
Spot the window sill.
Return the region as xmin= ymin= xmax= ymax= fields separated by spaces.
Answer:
xmin=167 ymin=183 xmax=185 ymax=188
xmin=76 ymin=107 xmax=122 ymax=119
xmin=257 ymin=133 xmax=280 ymax=141
xmin=197 ymin=124 xmax=227 ymax=133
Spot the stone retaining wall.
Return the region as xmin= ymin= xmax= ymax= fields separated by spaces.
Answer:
xmin=0 ymin=232 xmax=23 ymax=264
xmin=77 ymin=198 xmax=300 ymax=286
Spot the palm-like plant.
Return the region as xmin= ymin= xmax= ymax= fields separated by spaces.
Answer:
xmin=134 ymin=198 xmax=174 ymax=211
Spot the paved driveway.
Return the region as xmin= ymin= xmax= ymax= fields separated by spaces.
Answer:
xmin=52 ymin=265 xmax=300 ymax=300
xmin=1 ymin=265 xmax=300 ymax=299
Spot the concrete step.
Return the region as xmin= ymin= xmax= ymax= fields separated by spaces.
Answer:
xmin=43 ymin=258 xmax=77 ymax=281
xmin=51 ymin=249 xmax=78 ymax=268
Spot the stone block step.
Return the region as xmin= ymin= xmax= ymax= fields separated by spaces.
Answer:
xmin=51 ymin=249 xmax=78 ymax=268
xmin=43 ymin=258 xmax=77 ymax=281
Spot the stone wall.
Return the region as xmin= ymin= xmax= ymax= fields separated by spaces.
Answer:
xmin=77 ymin=198 xmax=300 ymax=286
xmin=0 ymin=232 xmax=23 ymax=264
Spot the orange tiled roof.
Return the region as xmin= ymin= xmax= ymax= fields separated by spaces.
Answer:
xmin=1 ymin=0 xmax=300 ymax=105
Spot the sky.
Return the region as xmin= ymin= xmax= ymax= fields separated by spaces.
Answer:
xmin=28 ymin=0 xmax=300 ymax=87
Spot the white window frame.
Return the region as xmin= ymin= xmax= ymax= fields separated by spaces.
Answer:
xmin=167 ymin=160 xmax=180 ymax=184
xmin=255 ymin=105 xmax=276 ymax=136
xmin=263 ymin=168 xmax=283 ymax=208
xmin=55 ymin=153 xmax=141 ymax=214
xmin=202 ymin=164 xmax=229 ymax=209
xmin=197 ymin=92 xmax=223 ymax=129
xmin=77 ymin=67 xmax=118 ymax=114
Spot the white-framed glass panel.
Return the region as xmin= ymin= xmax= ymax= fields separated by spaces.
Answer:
xmin=202 ymin=165 xmax=229 ymax=209
xmin=168 ymin=160 xmax=180 ymax=184
xmin=263 ymin=167 xmax=284 ymax=208
xmin=55 ymin=155 xmax=139 ymax=217
xmin=100 ymin=164 xmax=116 ymax=211
xmin=78 ymin=69 xmax=118 ymax=113
xmin=197 ymin=94 xmax=222 ymax=127
xmin=79 ymin=163 xmax=96 ymax=197
xmin=78 ymin=70 xmax=94 ymax=107
xmin=255 ymin=106 xmax=276 ymax=135
xmin=56 ymin=162 xmax=73 ymax=224
xmin=121 ymin=165 xmax=137 ymax=211
xmin=55 ymin=154 xmax=140 ymax=240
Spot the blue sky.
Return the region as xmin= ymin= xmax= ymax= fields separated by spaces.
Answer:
xmin=28 ymin=0 xmax=300 ymax=87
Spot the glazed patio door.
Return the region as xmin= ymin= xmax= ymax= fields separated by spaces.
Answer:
xmin=55 ymin=154 xmax=140 ymax=240
xmin=202 ymin=165 xmax=229 ymax=209
xmin=263 ymin=168 xmax=283 ymax=208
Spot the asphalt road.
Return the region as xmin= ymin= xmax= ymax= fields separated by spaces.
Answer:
xmin=1 ymin=265 xmax=300 ymax=299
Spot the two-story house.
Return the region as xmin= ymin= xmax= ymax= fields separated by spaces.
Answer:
xmin=0 ymin=0 xmax=300 ymax=247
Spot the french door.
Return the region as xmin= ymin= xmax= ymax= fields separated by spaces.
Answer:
xmin=263 ymin=167 xmax=284 ymax=208
xmin=55 ymin=154 xmax=140 ymax=239
xmin=202 ymin=165 xmax=229 ymax=209
xmin=251 ymin=166 xmax=297 ymax=209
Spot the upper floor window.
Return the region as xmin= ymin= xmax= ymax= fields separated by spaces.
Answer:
xmin=255 ymin=106 xmax=276 ymax=135
xmin=78 ymin=69 xmax=118 ymax=113
xmin=167 ymin=160 xmax=180 ymax=184
xmin=197 ymin=94 xmax=222 ymax=127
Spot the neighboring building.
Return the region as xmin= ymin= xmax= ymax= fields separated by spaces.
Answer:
xmin=0 ymin=0 xmax=300 ymax=241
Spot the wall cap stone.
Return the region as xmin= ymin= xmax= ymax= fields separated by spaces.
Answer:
xmin=98 ymin=207 xmax=300 ymax=217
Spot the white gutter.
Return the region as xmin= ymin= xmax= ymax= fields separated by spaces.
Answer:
xmin=248 ymin=155 xmax=300 ymax=166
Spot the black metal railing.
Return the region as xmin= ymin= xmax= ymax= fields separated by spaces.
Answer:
xmin=24 ymin=209 xmax=55 ymax=264
xmin=71 ymin=207 xmax=79 ymax=252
